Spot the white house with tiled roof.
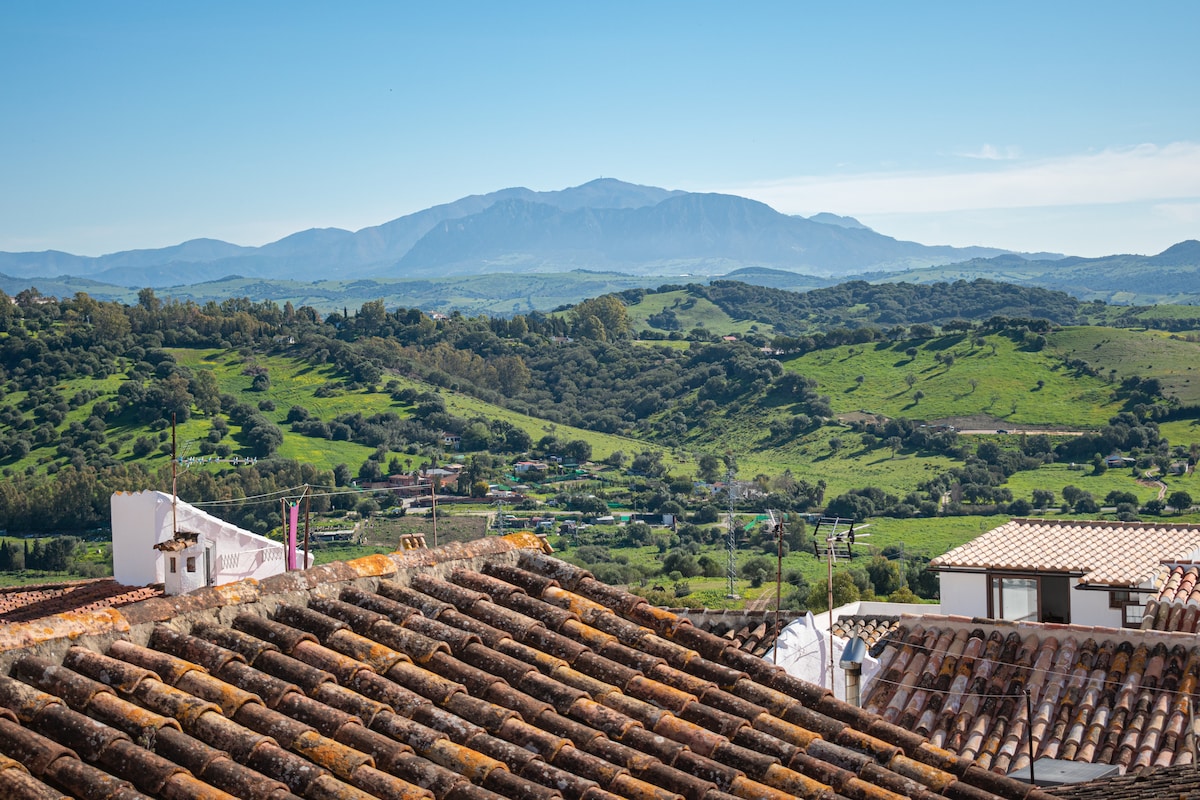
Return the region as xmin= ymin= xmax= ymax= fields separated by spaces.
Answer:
xmin=932 ymin=518 xmax=1200 ymax=629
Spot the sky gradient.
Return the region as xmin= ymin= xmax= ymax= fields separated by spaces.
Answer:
xmin=2 ymin=1 xmax=1197 ymax=259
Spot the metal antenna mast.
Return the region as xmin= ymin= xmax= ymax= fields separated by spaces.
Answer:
xmin=725 ymin=466 xmax=738 ymax=599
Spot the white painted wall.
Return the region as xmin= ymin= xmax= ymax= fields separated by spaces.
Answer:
xmin=938 ymin=572 xmax=989 ymax=618
xmin=111 ymin=490 xmax=310 ymax=590
xmin=938 ymin=569 xmax=1145 ymax=628
xmin=1071 ymin=587 xmax=1123 ymax=628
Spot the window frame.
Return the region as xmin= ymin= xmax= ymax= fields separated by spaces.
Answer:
xmin=988 ymin=568 xmax=1075 ymax=623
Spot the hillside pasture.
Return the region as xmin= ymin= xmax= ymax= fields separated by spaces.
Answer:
xmin=1047 ymin=326 xmax=1200 ymax=406
xmin=780 ymin=332 xmax=1117 ymax=429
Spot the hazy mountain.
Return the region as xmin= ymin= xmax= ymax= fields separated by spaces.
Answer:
xmin=0 ymin=179 xmax=1020 ymax=287
xmin=393 ymin=192 xmax=1013 ymax=277
xmin=806 ymin=212 xmax=871 ymax=230
xmin=869 ymin=240 xmax=1200 ymax=305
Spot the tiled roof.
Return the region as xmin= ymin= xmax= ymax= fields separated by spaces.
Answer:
xmin=929 ymin=518 xmax=1200 ymax=587
xmin=0 ymin=534 xmax=1052 ymax=800
xmin=670 ymin=610 xmax=800 ymax=658
xmin=1140 ymin=564 xmax=1200 ymax=633
xmin=831 ymin=616 xmax=901 ymax=650
xmin=0 ymin=577 xmax=163 ymax=623
xmin=1043 ymin=762 xmax=1200 ymax=799
xmin=863 ymin=613 xmax=1200 ymax=778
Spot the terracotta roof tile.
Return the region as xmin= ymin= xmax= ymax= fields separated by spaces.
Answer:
xmin=932 ymin=518 xmax=1200 ymax=587
xmin=0 ymin=536 xmax=1061 ymax=800
xmin=864 ymin=613 xmax=1200 ymax=783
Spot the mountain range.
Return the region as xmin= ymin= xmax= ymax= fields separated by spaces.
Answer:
xmin=2 ymin=178 xmax=1197 ymax=312
xmin=0 ymin=179 xmax=1040 ymax=288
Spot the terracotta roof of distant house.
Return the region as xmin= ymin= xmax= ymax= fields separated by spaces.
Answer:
xmin=1138 ymin=563 xmax=1200 ymax=633
xmin=0 ymin=534 xmax=1051 ymax=800
xmin=831 ymin=616 xmax=901 ymax=649
xmin=930 ymin=518 xmax=1200 ymax=587
xmin=864 ymin=613 xmax=1200 ymax=778
xmin=0 ymin=577 xmax=163 ymax=623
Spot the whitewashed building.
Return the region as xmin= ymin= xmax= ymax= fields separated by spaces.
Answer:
xmin=932 ymin=517 xmax=1200 ymax=628
xmin=111 ymin=490 xmax=311 ymax=595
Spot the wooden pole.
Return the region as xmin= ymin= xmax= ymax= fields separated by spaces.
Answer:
xmin=431 ymin=477 xmax=438 ymax=548
xmin=775 ymin=516 xmax=783 ymax=665
xmin=171 ymin=414 xmax=178 ymax=536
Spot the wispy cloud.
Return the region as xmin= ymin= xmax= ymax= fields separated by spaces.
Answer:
xmin=959 ymin=144 xmax=1021 ymax=160
xmin=724 ymin=142 xmax=1200 ymax=216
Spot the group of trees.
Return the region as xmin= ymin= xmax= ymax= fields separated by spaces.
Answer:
xmin=0 ymin=536 xmax=78 ymax=572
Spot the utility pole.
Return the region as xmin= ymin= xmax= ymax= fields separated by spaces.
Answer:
xmin=725 ymin=466 xmax=738 ymax=599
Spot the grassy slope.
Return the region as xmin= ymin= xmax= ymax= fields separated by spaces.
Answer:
xmin=170 ymin=348 xmax=666 ymax=473
xmin=626 ymin=290 xmax=776 ymax=337
xmin=672 ymin=327 xmax=1200 ymax=502
xmin=1048 ymin=326 xmax=1200 ymax=405
xmin=783 ymin=333 xmax=1117 ymax=428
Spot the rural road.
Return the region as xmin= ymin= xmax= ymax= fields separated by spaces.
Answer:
xmin=956 ymin=429 xmax=1086 ymax=436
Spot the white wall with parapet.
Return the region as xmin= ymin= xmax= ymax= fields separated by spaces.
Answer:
xmin=112 ymin=490 xmax=310 ymax=588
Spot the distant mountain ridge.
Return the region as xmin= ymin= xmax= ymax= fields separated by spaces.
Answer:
xmin=0 ymin=178 xmax=1021 ymax=287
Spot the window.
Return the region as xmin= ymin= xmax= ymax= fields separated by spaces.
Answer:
xmin=990 ymin=576 xmax=1038 ymax=622
xmin=186 ymin=556 xmax=196 ymax=573
xmin=988 ymin=573 xmax=1071 ymax=624
xmin=169 ymin=557 xmax=177 ymax=574
xmin=1111 ymin=589 xmax=1144 ymax=627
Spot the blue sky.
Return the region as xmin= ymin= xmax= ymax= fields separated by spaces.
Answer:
xmin=2 ymin=1 xmax=1197 ymax=258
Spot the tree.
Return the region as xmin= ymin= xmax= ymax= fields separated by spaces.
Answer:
xmin=1031 ymin=489 xmax=1055 ymax=509
xmin=571 ymin=295 xmax=630 ymax=340
xmin=912 ymin=390 xmax=925 ymax=404
xmin=807 ymin=572 xmax=860 ymax=612
xmin=662 ymin=551 xmax=701 ymax=578
xmin=905 ymin=348 xmax=918 ymax=361
xmin=905 ymin=373 xmax=917 ymax=389
xmin=866 ymin=555 xmax=905 ymax=596
xmin=190 ymin=370 xmax=222 ymax=416
xmin=604 ymin=450 xmax=627 ymax=469
xmin=1169 ymin=490 xmax=1193 ymax=512
xmin=741 ymin=557 xmax=773 ymax=588
xmin=562 ymin=439 xmax=592 ymax=463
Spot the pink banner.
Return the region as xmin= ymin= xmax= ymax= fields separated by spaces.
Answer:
xmin=287 ymin=502 xmax=300 ymax=570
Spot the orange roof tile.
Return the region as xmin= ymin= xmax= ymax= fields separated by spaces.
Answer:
xmin=931 ymin=518 xmax=1200 ymax=587
xmin=0 ymin=536 xmax=1051 ymax=800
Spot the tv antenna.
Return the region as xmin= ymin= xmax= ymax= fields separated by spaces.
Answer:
xmin=811 ymin=515 xmax=869 ymax=686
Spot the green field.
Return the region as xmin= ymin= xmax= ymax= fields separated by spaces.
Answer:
xmin=1048 ymin=326 xmax=1200 ymax=405
xmin=626 ymin=290 xmax=775 ymax=338
xmin=781 ymin=333 xmax=1117 ymax=428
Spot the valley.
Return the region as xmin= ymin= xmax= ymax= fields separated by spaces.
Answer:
xmin=1 ymin=279 xmax=1200 ymax=611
